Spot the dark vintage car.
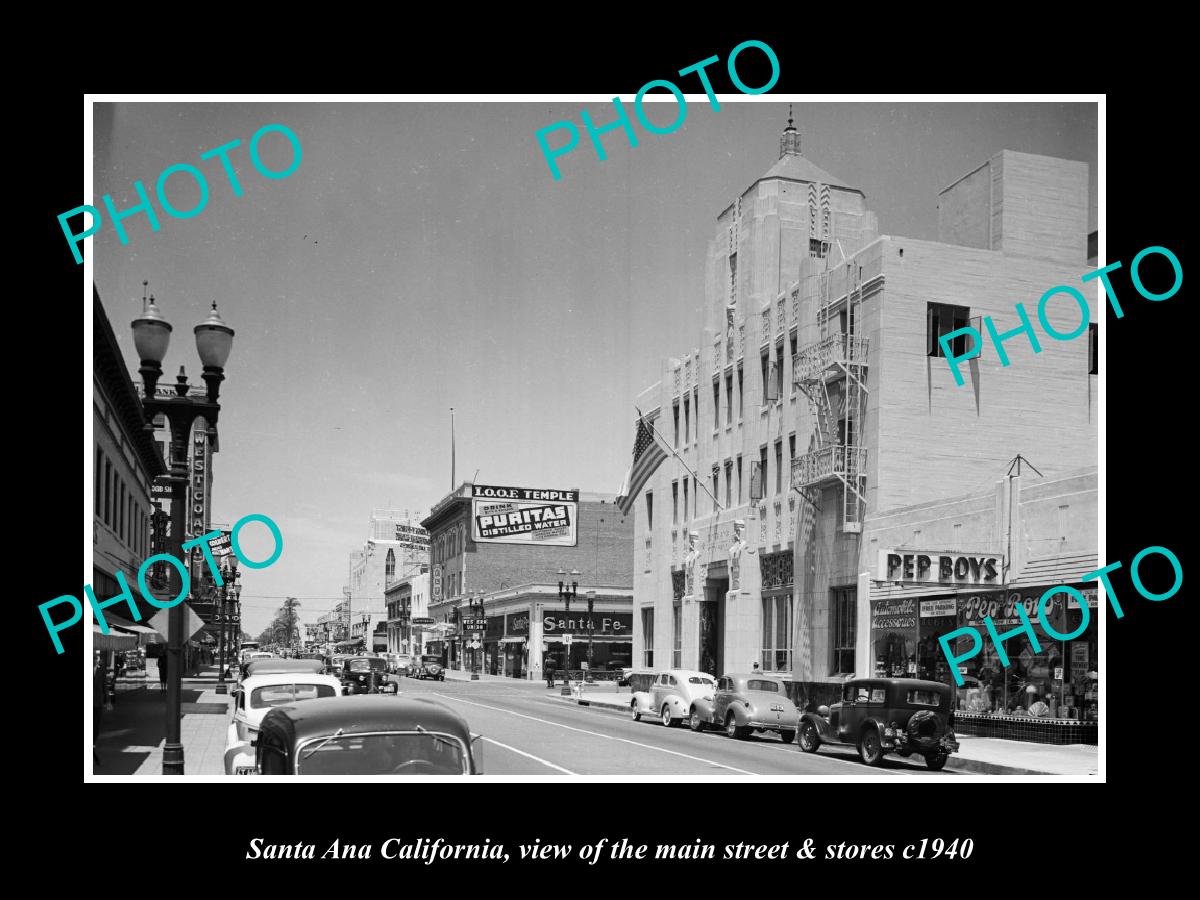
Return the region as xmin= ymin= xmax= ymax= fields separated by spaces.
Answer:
xmin=689 ymin=673 xmax=800 ymax=742
xmin=413 ymin=654 xmax=446 ymax=681
xmin=248 ymin=695 xmax=483 ymax=775
xmin=798 ymin=678 xmax=959 ymax=770
xmin=340 ymin=657 xmax=398 ymax=695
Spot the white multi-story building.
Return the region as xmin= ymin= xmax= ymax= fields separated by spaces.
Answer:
xmin=341 ymin=509 xmax=430 ymax=652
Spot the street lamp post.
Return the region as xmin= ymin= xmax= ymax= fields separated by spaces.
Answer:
xmin=586 ymin=590 xmax=596 ymax=684
xmin=132 ymin=293 xmax=234 ymax=775
xmin=557 ymin=568 xmax=580 ymax=697
xmin=464 ymin=593 xmax=485 ymax=681
xmin=216 ymin=555 xmax=240 ymax=694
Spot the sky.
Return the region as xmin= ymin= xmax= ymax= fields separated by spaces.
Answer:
xmin=93 ymin=99 xmax=1098 ymax=634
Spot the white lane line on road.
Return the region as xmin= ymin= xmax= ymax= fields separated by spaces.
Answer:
xmin=481 ymin=736 xmax=578 ymax=775
xmin=434 ymin=693 xmax=761 ymax=776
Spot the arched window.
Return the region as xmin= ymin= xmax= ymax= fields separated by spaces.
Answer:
xmin=385 ymin=548 xmax=395 ymax=582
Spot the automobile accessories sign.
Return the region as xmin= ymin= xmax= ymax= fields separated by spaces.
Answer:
xmin=471 ymin=484 xmax=579 ymax=546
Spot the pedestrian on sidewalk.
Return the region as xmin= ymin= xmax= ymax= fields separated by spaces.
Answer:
xmin=93 ymin=656 xmax=107 ymax=740
xmin=158 ymin=656 xmax=168 ymax=692
xmin=546 ymin=663 xmax=555 ymax=689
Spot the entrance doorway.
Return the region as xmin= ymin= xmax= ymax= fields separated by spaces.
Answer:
xmin=699 ymin=577 xmax=727 ymax=677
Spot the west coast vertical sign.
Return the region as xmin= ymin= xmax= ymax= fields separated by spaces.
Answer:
xmin=471 ymin=484 xmax=579 ymax=547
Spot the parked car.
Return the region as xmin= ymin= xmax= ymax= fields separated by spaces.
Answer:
xmin=340 ymin=656 xmax=397 ymax=695
xmin=797 ymin=677 xmax=959 ymax=770
xmin=223 ymin=672 xmax=343 ymax=775
xmin=689 ymin=673 xmax=800 ymax=742
xmin=629 ymin=670 xmax=716 ymax=727
xmin=239 ymin=657 xmax=324 ymax=685
xmin=413 ymin=654 xmax=446 ymax=681
xmin=386 ymin=653 xmax=414 ymax=676
xmin=246 ymin=695 xmax=484 ymax=774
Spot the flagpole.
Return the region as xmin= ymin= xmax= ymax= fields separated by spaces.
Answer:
xmin=635 ymin=406 xmax=724 ymax=512
xmin=450 ymin=407 xmax=456 ymax=490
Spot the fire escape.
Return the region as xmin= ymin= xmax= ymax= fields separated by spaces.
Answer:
xmin=791 ymin=262 xmax=870 ymax=533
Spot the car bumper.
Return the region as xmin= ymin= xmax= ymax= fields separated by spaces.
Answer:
xmin=886 ymin=732 xmax=959 ymax=754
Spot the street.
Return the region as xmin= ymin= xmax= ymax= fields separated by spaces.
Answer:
xmin=392 ymin=676 xmax=950 ymax=777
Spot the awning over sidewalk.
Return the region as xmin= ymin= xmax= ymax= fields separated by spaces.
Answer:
xmin=93 ymin=622 xmax=138 ymax=651
xmin=104 ymin=614 xmax=165 ymax=646
xmin=499 ymin=637 xmax=526 ymax=644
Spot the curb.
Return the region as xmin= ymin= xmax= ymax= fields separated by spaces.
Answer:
xmin=544 ymin=695 xmax=1083 ymax=775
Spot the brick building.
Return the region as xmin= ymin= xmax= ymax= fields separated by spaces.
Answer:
xmin=628 ymin=116 xmax=1097 ymax=721
xmin=422 ymin=484 xmax=633 ymax=678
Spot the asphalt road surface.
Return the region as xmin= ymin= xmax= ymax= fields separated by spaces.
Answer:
xmin=393 ymin=676 xmax=954 ymax=776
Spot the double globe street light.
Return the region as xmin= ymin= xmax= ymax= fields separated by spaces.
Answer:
xmin=131 ymin=292 xmax=234 ymax=776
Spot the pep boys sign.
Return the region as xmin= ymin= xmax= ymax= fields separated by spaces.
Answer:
xmin=879 ymin=550 xmax=1002 ymax=585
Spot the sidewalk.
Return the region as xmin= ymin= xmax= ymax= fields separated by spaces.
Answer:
xmin=547 ymin=689 xmax=1098 ymax=776
xmin=94 ymin=665 xmax=231 ymax=776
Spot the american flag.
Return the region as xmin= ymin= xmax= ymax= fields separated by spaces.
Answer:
xmin=616 ymin=412 xmax=668 ymax=516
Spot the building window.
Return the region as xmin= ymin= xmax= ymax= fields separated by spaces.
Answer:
xmin=724 ymin=460 xmax=733 ymax=507
xmin=725 ymin=372 xmax=733 ymax=426
xmin=1088 ymin=323 xmax=1098 ymax=374
xmin=736 ymin=364 xmax=744 ymax=421
xmin=693 ymin=388 xmax=699 ymax=443
xmin=95 ymin=449 xmax=103 ymax=516
xmin=774 ymin=440 xmax=783 ymax=495
xmin=673 ymin=401 xmax=680 ymax=447
xmin=692 ymin=475 xmax=699 ymax=518
xmin=927 ymin=302 xmax=972 ymax=358
xmin=711 ymin=465 xmax=720 ymax=512
xmin=809 ymin=238 xmax=826 ymax=259
xmin=683 ymin=395 xmax=690 ymax=444
xmin=672 ymin=481 xmax=679 ymax=525
xmin=118 ymin=481 xmax=126 ymax=542
xmin=831 ymin=586 xmax=857 ymax=675
xmin=789 ymin=334 xmax=798 ymax=394
xmin=761 ymin=595 xmax=793 ymax=672
xmin=755 ymin=446 xmax=767 ymax=500
xmin=736 ymin=455 xmax=743 ymax=504
xmin=775 ymin=339 xmax=784 ymax=399
xmin=104 ymin=459 xmax=113 ymax=525
xmin=672 ymin=602 xmax=682 ymax=668
xmin=385 ymin=549 xmax=395 ymax=583
xmin=645 ymin=491 xmax=653 ymax=530
xmin=712 ymin=377 xmax=720 ymax=431
xmin=760 ymin=350 xmax=770 ymax=405
xmin=683 ymin=478 xmax=689 ymax=523
xmin=642 ymin=608 xmax=655 ymax=668
xmin=729 ymin=253 xmax=737 ymax=303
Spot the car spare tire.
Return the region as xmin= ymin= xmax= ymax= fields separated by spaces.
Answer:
xmin=906 ymin=710 xmax=944 ymax=750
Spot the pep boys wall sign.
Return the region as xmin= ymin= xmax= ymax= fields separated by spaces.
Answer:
xmin=879 ymin=550 xmax=1002 ymax=585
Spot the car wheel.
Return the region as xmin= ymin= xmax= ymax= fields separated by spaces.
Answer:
xmin=725 ymin=714 xmax=747 ymax=739
xmin=779 ymin=729 xmax=796 ymax=744
xmin=631 ymin=701 xmax=641 ymax=722
xmin=798 ymin=721 xmax=820 ymax=753
xmin=689 ymin=709 xmax=706 ymax=732
xmin=925 ymin=751 xmax=949 ymax=771
xmin=661 ymin=705 xmax=676 ymax=727
xmin=858 ymin=727 xmax=885 ymax=766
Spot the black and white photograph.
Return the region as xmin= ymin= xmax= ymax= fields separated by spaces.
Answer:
xmin=80 ymin=95 xmax=1116 ymax=784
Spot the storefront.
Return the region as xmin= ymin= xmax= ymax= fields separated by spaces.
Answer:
xmin=541 ymin=610 xmax=633 ymax=675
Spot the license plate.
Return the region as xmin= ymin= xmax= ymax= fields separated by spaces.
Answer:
xmin=234 ymin=766 xmax=256 ymax=775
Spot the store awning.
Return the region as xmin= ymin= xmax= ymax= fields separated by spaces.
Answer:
xmin=93 ymin=622 xmax=137 ymax=651
xmin=499 ymin=637 xmax=526 ymax=644
xmin=104 ymin=614 xmax=164 ymax=646
xmin=1008 ymin=553 xmax=1098 ymax=589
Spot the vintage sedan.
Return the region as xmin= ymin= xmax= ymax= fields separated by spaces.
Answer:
xmin=689 ymin=673 xmax=799 ymax=742
xmin=629 ymin=670 xmax=716 ymax=727
xmin=246 ymin=695 xmax=484 ymax=775
xmin=223 ymin=672 xmax=343 ymax=775
xmin=413 ymin=654 xmax=446 ymax=681
xmin=239 ymin=657 xmax=324 ymax=686
xmin=797 ymin=677 xmax=960 ymax=770
xmin=341 ymin=656 xmax=398 ymax=695
xmin=386 ymin=653 xmax=414 ymax=676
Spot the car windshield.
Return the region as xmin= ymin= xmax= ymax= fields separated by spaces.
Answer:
xmin=688 ymin=676 xmax=714 ymax=686
xmin=747 ymin=679 xmax=780 ymax=693
xmin=348 ymin=659 xmax=385 ymax=672
xmin=250 ymin=683 xmax=337 ymax=708
xmin=296 ymin=732 xmax=468 ymax=775
xmin=907 ymin=689 xmax=942 ymax=707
